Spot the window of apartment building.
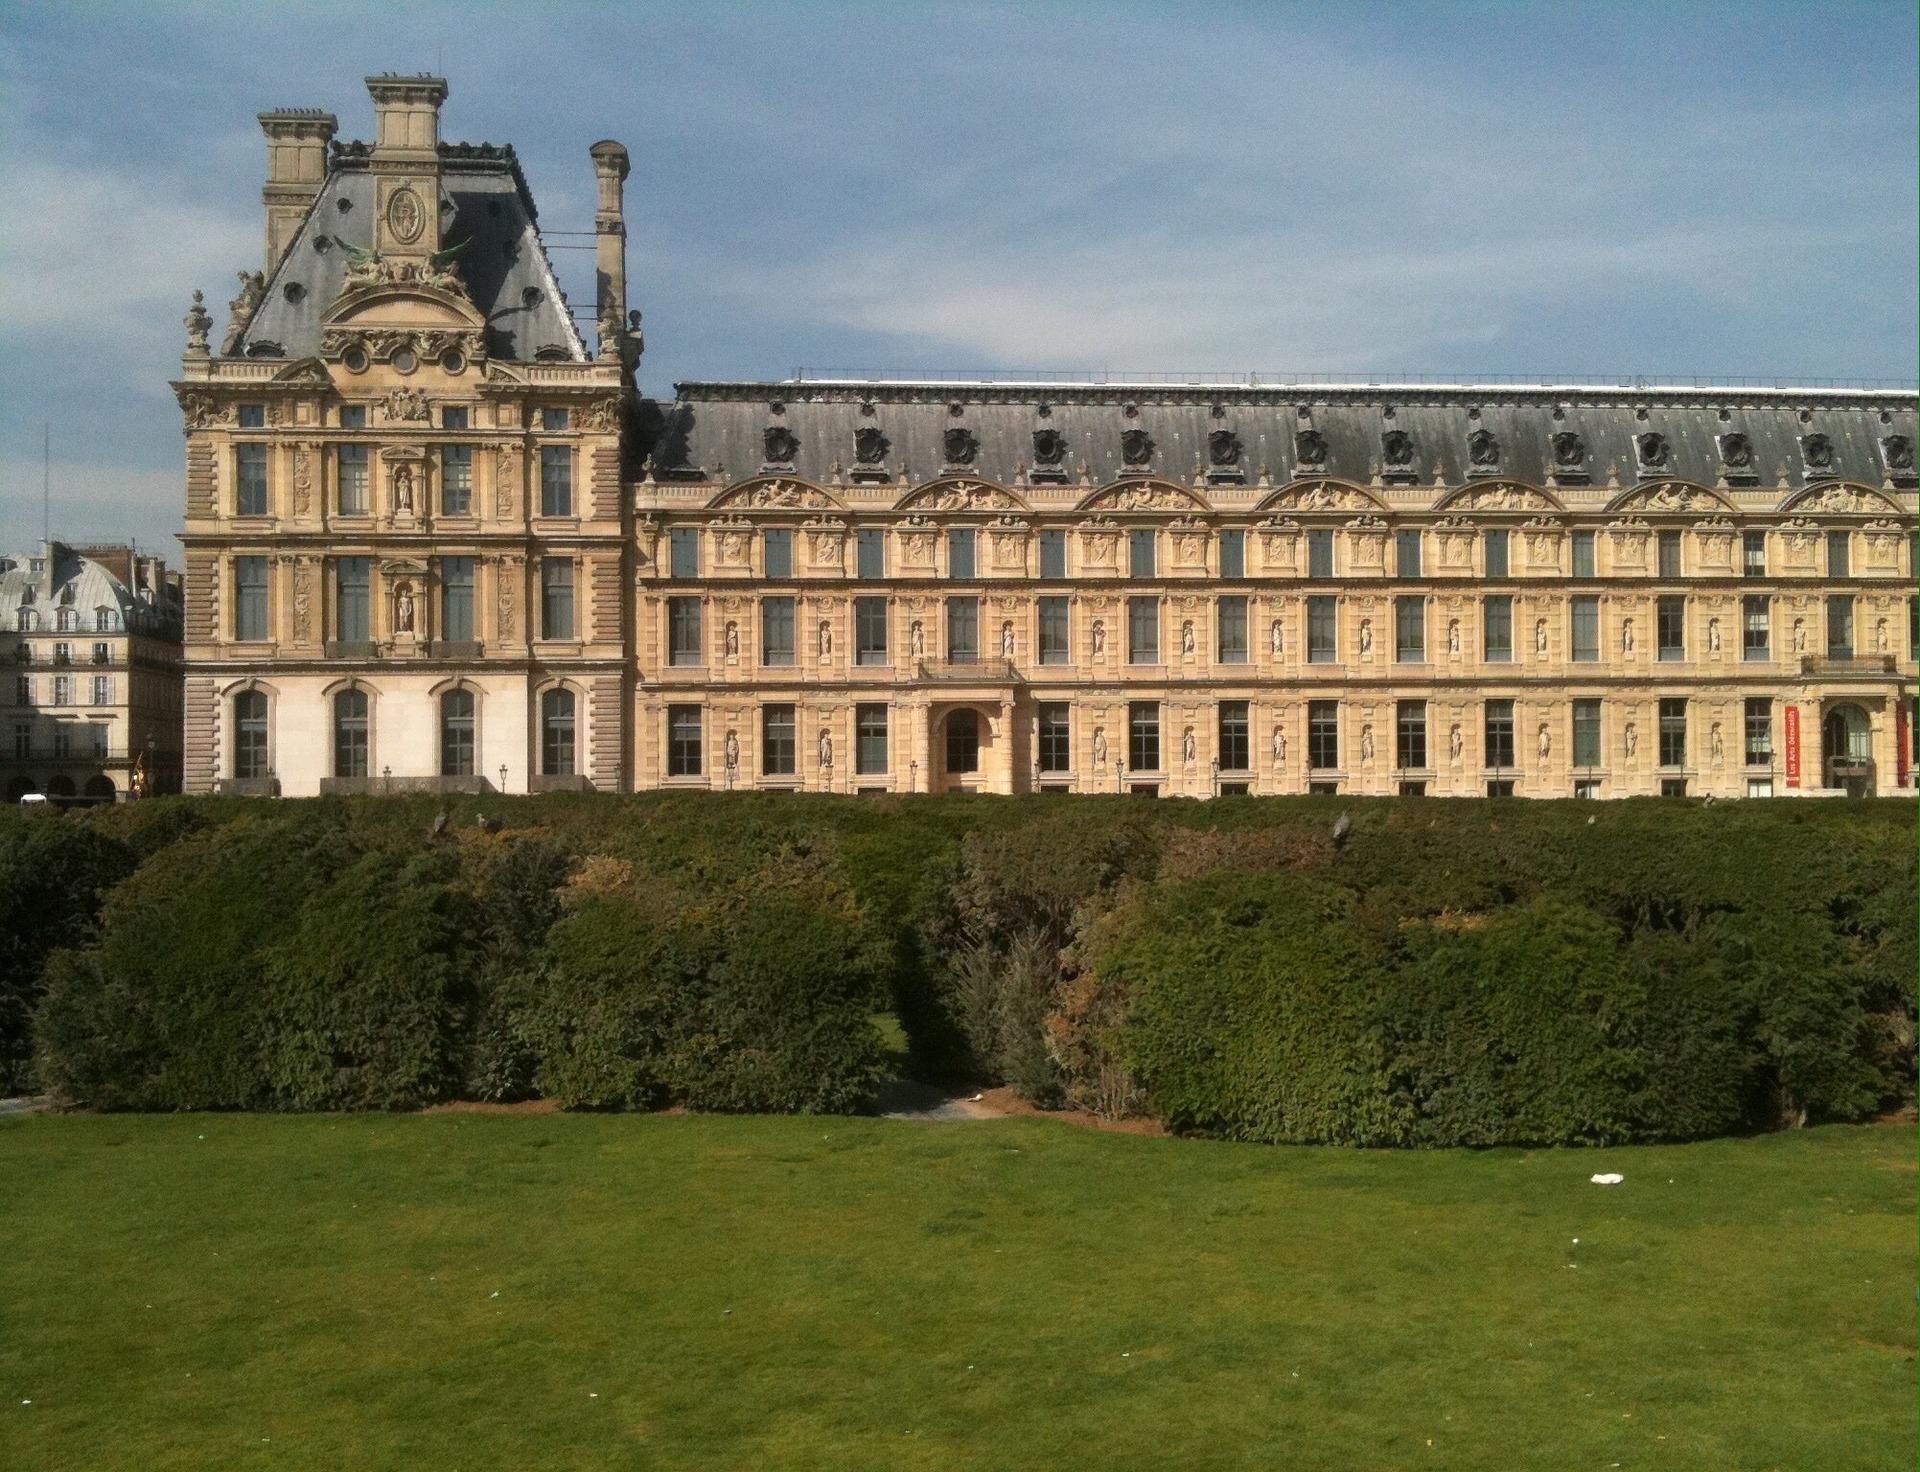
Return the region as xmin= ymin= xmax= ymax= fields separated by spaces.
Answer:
xmin=1657 ymin=530 xmax=1682 ymax=578
xmin=1038 ymin=597 xmax=1070 ymax=664
xmin=440 ymin=689 xmax=475 ymax=777
xmin=856 ymin=528 xmax=886 ymax=579
xmin=335 ymin=557 xmax=370 ymax=643
xmin=540 ymin=689 xmax=575 ymax=776
xmin=1658 ymin=698 xmax=1687 ymax=767
xmin=946 ymin=710 xmax=980 ymax=775
xmin=1742 ymin=530 xmax=1767 ymax=577
xmin=90 ymin=674 xmax=111 ymax=706
xmin=539 ymin=446 xmax=573 ymax=517
xmin=1307 ymin=700 xmax=1339 ymax=770
xmin=236 ymin=443 xmax=268 ymax=517
xmin=667 ymin=595 xmax=702 ymax=665
xmin=669 ymin=527 xmax=699 ymax=579
xmin=667 ymin=705 xmax=703 ymax=777
xmin=442 ymin=406 xmax=469 ymax=431
xmin=1570 ymin=595 xmax=1599 ymax=661
xmin=1395 ymin=595 xmax=1425 ymax=662
xmin=1217 ymin=596 xmax=1249 ymax=663
xmin=1307 ymin=530 xmax=1334 ymax=579
xmin=1128 ymin=701 xmax=1161 ymax=771
xmin=234 ymin=690 xmax=268 ymax=779
xmin=11 ymin=721 xmax=27 ymax=758
xmin=440 ymin=444 xmax=473 ymax=516
xmin=760 ymin=596 xmax=795 ymax=666
xmin=13 ymin=675 xmax=28 ymax=707
xmin=763 ymin=528 xmax=793 ymax=579
xmin=1395 ymin=529 xmax=1422 ymax=579
xmin=946 ymin=596 xmax=979 ymax=662
xmin=1128 ymin=596 xmax=1159 ymax=664
xmin=1487 ymin=780 xmax=1516 ymax=798
xmin=1218 ymin=700 xmax=1250 ymax=772
xmin=53 ymin=639 xmax=71 ymax=662
xmin=1129 ymin=529 xmax=1157 ymax=578
xmin=1656 ymin=596 xmax=1686 ymax=660
xmin=1572 ymin=698 xmax=1601 ymax=768
xmin=237 ymin=403 xmax=265 ymax=429
xmin=1396 ymin=699 xmax=1428 ymax=770
xmin=1742 ymin=595 xmax=1769 ymax=660
xmin=1483 ymin=595 xmax=1513 ymax=662
xmin=1484 ymin=699 xmax=1515 ymax=769
xmin=854 ymin=596 xmax=888 ymax=664
xmin=541 ymin=407 xmax=570 ymax=432
xmin=947 ymin=528 xmax=977 ymax=580
xmin=1038 ymin=702 xmax=1071 ymax=773
xmin=1571 ymin=530 xmax=1596 ymax=578
xmin=336 ymin=444 xmax=369 ymax=515
xmin=339 ymin=405 xmax=367 ymax=430
xmin=95 ymin=608 xmax=114 ymax=632
xmin=332 ymin=688 xmax=369 ymax=778
xmin=1219 ymin=529 xmax=1246 ymax=579
xmin=541 ymin=559 xmax=576 ymax=641
xmin=855 ymin=704 xmax=888 ymax=774
xmin=437 ymin=557 xmax=475 ymax=643
xmin=52 ymin=724 xmax=70 ymax=758
xmin=1744 ymin=697 xmax=1772 ymax=766
xmin=1827 ymin=530 xmax=1850 ymax=578
xmin=234 ymin=556 xmax=269 ymax=642
xmin=1307 ymin=596 xmax=1336 ymax=663
xmin=56 ymin=609 xmax=75 ymax=633
xmin=1038 ymin=529 xmax=1067 ymax=579
xmin=1826 ymin=594 xmax=1854 ymax=658
xmin=761 ymin=704 xmax=796 ymax=776
xmin=1483 ymin=529 xmax=1509 ymax=579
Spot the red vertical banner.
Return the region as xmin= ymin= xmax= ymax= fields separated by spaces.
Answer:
xmin=1784 ymin=704 xmax=1801 ymax=788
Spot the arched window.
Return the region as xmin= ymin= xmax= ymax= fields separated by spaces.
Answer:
xmin=540 ymin=688 xmax=576 ymax=776
xmin=945 ymin=708 xmax=980 ymax=774
xmin=440 ymin=689 xmax=476 ymax=777
xmin=333 ymin=688 xmax=370 ymax=778
xmin=234 ymin=690 xmax=269 ymax=778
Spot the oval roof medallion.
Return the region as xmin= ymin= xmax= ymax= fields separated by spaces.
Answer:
xmin=387 ymin=186 xmax=425 ymax=245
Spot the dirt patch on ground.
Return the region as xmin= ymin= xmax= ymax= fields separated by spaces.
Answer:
xmin=421 ymin=1098 xmax=563 ymax=1116
xmin=971 ymin=1086 xmax=1168 ymax=1136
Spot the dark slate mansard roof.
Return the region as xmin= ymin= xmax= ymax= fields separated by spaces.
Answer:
xmin=641 ymin=382 xmax=1919 ymax=499
xmin=235 ymin=141 xmax=585 ymax=364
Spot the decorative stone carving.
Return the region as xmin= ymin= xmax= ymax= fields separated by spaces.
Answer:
xmin=1448 ymin=619 xmax=1461 ymax=654
xmin=1294 ymin=429 xmax=1328 ymax=468
xmin=1183 ymin=727 xmax=1197 ymax=765
xmin=1467 ymin=428 xmax=1500 ymax=467
xmin=1093 ymin=728 xmax=1107 ymax=766
xmin=818 ymin=729 xmax=833 ymax=769
xmin=496 ymin=558 xmax=519 ymax=639
xmin=291 ymin=559 xmax=313 ymax=646
xmin=1082 ymin=482 xmax=1208 ymax=513
xmin=1882 ymin=434 xmax=1915 ymax=472
xmin=1624 ymin=721 xmax=1638 ymax=759
xmin=382 ymin=386 xmax=431 ymax=422
xmin=394 ymin=582 xmax=416 ymax=635
xmin=220 ymin=270 xmax=265 ymax=355
xmin=1262 ymin=480 xmax=1380 ymax=514
xmin=1360 ymin=724 xmax=1374 ymax=762
xmin=1612 ymin=481 xmax=1726 ymax=513
xmin=494 ymin=443 xmax=522 ymax=519
xmin=184 ymin=290 xmax=212 ymax=353
xmin=1091 ymin=619 xmax=1106 ymax=656
xmin=1718 ymin=431 xmax=1754 ymax=470
xmin=716 ymin=479 xmax=841 ymax=511
xmin=1552 ymin=431 xmax=1586 ymax=468
xmin=340 ymin=249 xmax=467 ymax=298
xmin=763 ymin=426 xmax=800 ymax=464
xmin=1272 ymin=725 xmax=1287 ymax=767
xmin=177 ymin=390 xmax=229 ymax=430
xmin=1635 ymin=432 xmax=1670 ymax=468
xmin=1120 ymin=428 xmax=1155 ymax=466
xmin=1798 ymin=483 xmax=1891 ymax=515
xmin=580 ymin=396 xmax=623 ymax=433
xmin=1800 ymin=433 xmax=1835 ymax=472
xmin=1381 ymin=430 xmax=1415 ymax=467
xmin=853 ymin=427 xmax=889 ymax=465
xmin=289 ymin=443 xmax=314 ymax=517
xmin=899 ymin=480 xmax=1022 ymax=512
xmin=1449 ymin=724 xmax=1463 ymax=762
xmin=944 ymin=427 xmax=979 ymax=465
xmin=1444 ymin=481 xmax=1556 ymax=513
xmin=1208 ymin=429 xmax=1242 ymax=467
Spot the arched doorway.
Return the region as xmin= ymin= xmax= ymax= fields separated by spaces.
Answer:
xmin=944 ymin=709 xmax=980 ymax=780
xmin=1821 ymin=703 xmax=1873 ymax=796
xmin=46 ymin=774 xmax=75 ymax=800
xmin=83 ymin=774 xmax=117 ymax=803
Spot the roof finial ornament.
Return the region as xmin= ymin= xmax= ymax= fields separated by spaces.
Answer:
xmin=184 ymin=290 xmax=212 ymax=356
xmin=1605 ymin=462 xmax=1621 ymax=490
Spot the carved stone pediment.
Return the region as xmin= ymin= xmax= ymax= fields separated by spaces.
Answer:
xmin=1077 ymin=479 xmax=1212 ymax=514
xmin=895 ymin=478 xmax=1028 ymax=513
xmin=709 ymin=477 xmax=845 ymax=512
xmin=1434 ymin=481 xmax=1563 ymax=514
xmin=1776 ymin=481 xmax=1903 ymax=516
xmin=1256 ymin=478 xmax=1388 ymax=514
xmin=1606 ymin=480 xmax=1733 ymax=515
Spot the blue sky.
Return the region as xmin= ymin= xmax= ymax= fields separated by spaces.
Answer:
xmin=1 ymin=0 xmax=1915 ymax=555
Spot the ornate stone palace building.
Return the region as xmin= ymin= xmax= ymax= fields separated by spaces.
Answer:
xmin=180 ymin=74 xmax=1918 ymax=799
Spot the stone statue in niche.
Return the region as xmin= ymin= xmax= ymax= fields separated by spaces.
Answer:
xmin=725 ymin=621 xmax=739 ymax=657
xmin=1273 ymin=726 xmax=1286 ymax=766
xmin=394 ymin=583 xmax=415 ymax=635
xmin=818 ymin=730 xmax=833 ymax=769
xmin=911 ymin=620 xmax=925 ymax=657
xmin=1091 ymin=619 xmax=1106 ymax=656
xmin=393 ymin=463 xmax=415 ymax=514
xmin=1449 ymin=724 xmax=1463 ymax=762
xmin=1625 ymin=721 xmax=1638 ymax=758
xmin=818 ymin=620 xmax=832 ymax=658
xmin=1448 ymin=619 xmax=1461 ymax=654
xmin=1707 ymin=617 xmax=1720 ymax=654
xmin=1538 ymin=724 xmax=1550 ymax=760
xmin=1875 ymin=617 xmax=1889 ymax=653
xmin=1183 ymin=728 xmax=1196 ymax=765
xmin=1181 ymin=621 xmax=1196 ymax=656
xmin=1270 ymin=620 xmax=1283 ymax=657
xmin=1001 ymin=621 xmax=1015 ymax=659
xmin=1359 ymin=619 xmax=1373 ymax=654
xmin=1535 ymin=619 xmax=1548 ymax=655
xmin=1360 ymin=724 xmax=1375 ymax=762
xmin=1621 ymin=617 xmax=1635 ymax=654
xmin=1092 ymin=728 xmax=1107 ymax=766
xmin=724 ymin=730 xmax=739 ymax=769
xmin=1792 ymin=618 xmax=1806 ymax=653
xmin=1710 ymin=723 xmax=1724 ymax=765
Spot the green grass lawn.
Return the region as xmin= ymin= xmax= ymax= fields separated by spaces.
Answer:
xmin=2 ymin=1114 xmax=1912 ymax=1472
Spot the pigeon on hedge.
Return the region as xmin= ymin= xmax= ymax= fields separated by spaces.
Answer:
xmin=430 ymin=811 xmax=450 ymax=839
xmin=476 ymin=813 xmax=501 ymax=833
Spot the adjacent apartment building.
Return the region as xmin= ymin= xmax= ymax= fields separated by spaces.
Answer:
xmin=180 ymin=74 xmax=1919 ymax=799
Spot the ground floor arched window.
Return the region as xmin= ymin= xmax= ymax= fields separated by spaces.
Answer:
xmin=440 ymin=689 xmax=476 ymax=776
xmin=541 ymin=689 xmax=576 ymax=776
xmin=234 ymin=689 xmax=269 ymax=778
xmin=333 ymin=688 xmax=369 ymax=778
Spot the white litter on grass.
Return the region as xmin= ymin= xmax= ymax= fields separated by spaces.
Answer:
xmin=1590 ymin=1173 xmax=1624 ymax=1185
xmin=489 ymin=1291 xmax=499 ymax=1299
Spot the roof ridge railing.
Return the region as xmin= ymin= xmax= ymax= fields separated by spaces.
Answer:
xmin=778 ymin=368 xmax=1919 ymax=393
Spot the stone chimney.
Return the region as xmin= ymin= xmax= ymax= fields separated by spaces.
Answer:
xmin=365 ymin=73 xmax=449 ymax=259
xmin=589 ymin=140 xmax=630 ymax=329
xmin=258 ymin=108 xmax=338 ymax=272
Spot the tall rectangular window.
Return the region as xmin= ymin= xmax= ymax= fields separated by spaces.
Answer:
xmin=236 ymin=444 xmax=268 ymax=516
xmin=1038 ymin=596 xmax=1070 ymax=664
xmin=669 ymin=527 xmax=699 ymax=578
xmin=667 ymin=595 xmax=702 ymax=665
xmin=1657 ymin=595 xmax=1686 ymax=661
xmin=1307 ymin=530 xmax=1334 ymax=579
xmin=1483 ymin=595 xmax=1513 ymax=662
xmin=1307 ymin=700 xmax=1339 ymax=770
xmin=1744 ymin=697 xmax=1772 ymax=766
xmin=854 ymin=596 xmax=888 ymax=664
xmin=1396 ymin=699 xmax=1427 ymax=770
xmin=855 ymin=703 xmax=888 ymax=774
xmin=667 ymin=705 xmax=703 ymax=777
xmin=1038 ymin=702 xmax=1071 ymax=772
xmin=1826 ymin=531 xmax=1850 ymax=578
xmin=1128 ymin=596 xmax=1159 ymax=664
xmin=336 ymin=444 xmax=369 ymax=515
xmin=1129 ymin=529 xmax=1156 ymax=578
xmin=91 ymin=674 xmax=111 ymax=706
xmin=541 ymin=407 xmax=570 ymax=432
xmin=1307 ymin=596 xmax=1336 ymax=663
xmin=946 ymin=596 xmax=979 ymax=661
xmin=1658 ymin=698 xmax=1687 ymax=767
xmin=51 ymin=676 xmax=70 ymax=708
xmin=1038 ymin=529 xmax=1067 ymax=579
xmin=237 ymin=403 xmax=265 ymax=429
xmin=761 ymin=595 xmax=795 ymax=665
xmin=1742 ymin=595 xmax=1770 ymax=660
xmin=542 ymin=560 xmax=576 ymax=640
xmin=439 ymin=556 xmax=474 ymax=643
xmin=947 ymin=529 xmax=977 ymax=580
xmin=856 ymin=528 xmax=885 ymax=579
xmin=1572 ymin=698 xmax=1601 ymax=768
xmin=234 ymin=556 xmax=269 ymax=641
xmin=1395 ymin=595 xmax=1425 ymax=662
xmin=1395 ymin=529 xmax=1422 ymax=579
xmin=1128 ymin=702 xmax=1161 ymax=771
xmin=1826 ymin=594 xmax=1853 ymax=658
xmin=441 ymin=444 xmax=473 ymax=515
xmin=1571 ymin=530 xmax=1596 ymax=578
xmin=1217 ymin=596 xmax=1249 ymax=663
xmin=335 ymin=557 xmax=370 ymax=642
xmin=1483 ymin=529 xmax=1509 ymax=578
xmin=1484 ymin=699 xmax=1516 ymax=769
xmin=1742 ymin=530 xmax=1767 ymax=577
xmin=339 ymin=405 xmax=366 ymax=430
xmin=1658 ymin=530 xmax=1682 ymax=578
xmin=763 ymin=528 xmax=793 ymax=578
xmin=761 ymin=704 xmax=796 ymax=776
xmin=539 ymin=445 xmax=572 ymax=517
xmin=1570 ymin=595 xmax=1599 ymax=662
xmin=1218 ymin=700 xmax=1250 ymax=772
xmin=1218 ymin=529 xmax=1246 ymax=579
